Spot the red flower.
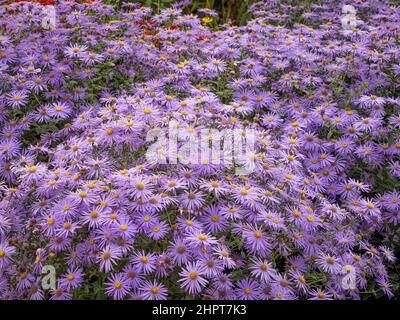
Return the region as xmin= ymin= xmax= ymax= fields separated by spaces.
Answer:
xmin=144 ymin=28 xmax=153 ymax=35
xmin=11 ymin=0 xmax=54 ymax=5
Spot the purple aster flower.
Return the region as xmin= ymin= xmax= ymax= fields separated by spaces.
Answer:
xmin=0 ymin=243 xmax=16 ymax=270
xmin=6 ymin=90 xmax=28 ymax=108
xmin=168 ymin=238 xmax=192 ymax=266
xmin=50 ymin=287 xmax=73 ymax=300
xmin=199 ymin=257 xmax=224 ymax=277
xmin=122 ymin=264 xmax=144 ymax=288
xmin=308 ymin=289 xmax=333 ymax=300
xmin=200 ymin=205 xmax=228 ymax=233
xmin=377 ymin=278 xmax=394 ymax=298
xmin=249 ymin=257 xmax=276 ymax=283
xmin=131 ymin=250 xmax=158 ymax=274
xmin=98 ymin=246 xmax=122 ymax=273
xmin=140 ymin=280 xmax=168 ymax=300
xmin=179 ymin=190 xmax=205 ymax=211
xmin=178 ymin=261 xmax=208 ymax=295
xmin=105 ymin=273 xmax=130 ymax=300
xmin=48 ymin=102 xmax=72 ymax=119
xmin=147 ymin=221 xmax=169 ymax=240
xmin=316 ymin=252 xmax=342 ymax=274
xmin=243 ymin=225 xmax=271 ymax=255
xmin=59 ymin=267 xmax=84 ymax=290
xmin=186 ymin=232 xmax=218 ymax=251
xmin=234 ymin=279 xmax=262 ymax=300
xmin=111 ymin=218 xmax=137 ymax=240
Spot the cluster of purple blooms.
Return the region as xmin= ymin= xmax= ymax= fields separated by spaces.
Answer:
xmin=0 ymin=0 xmax=399 ymax=300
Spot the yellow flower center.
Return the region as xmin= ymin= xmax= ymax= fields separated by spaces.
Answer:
xmin=151 ymin=287 xmax=158 ymax=294
xmin=189 ymin=272 xmax=197 ymax=280
xmin=326 ymin=257 xmax=335 ymax=265
xmin=254 ymin=231 xmax=262 ymax=238
xmin=143 ymin=108 xmax=152 ymax=114
xmin=136 ymin=182 xmax=145 ymax=190
xmin=260 ymin=264 xmax=268 ymax=271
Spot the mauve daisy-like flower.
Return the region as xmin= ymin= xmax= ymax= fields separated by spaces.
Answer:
xmin=18 ymin=164 xmax=47 ymax=184
xmin=178 ymin=261 xmax=208 ymax=295
xmin=186 ymin=232 xmax=218 ymax=250
xmin=81 ymin=206 xmax=108 ymax=228
xmin=234 ymin=278 xmax=262 ymax=300
xmin=122 ymin=264 xmax=144 ymax=288
xmin=308 ymin=289 xmax=333 ymax=300
xmin=0 ymin=0 xmax=399 ymax=301
xmin=377 ymin=277 xmax=394 ymax=299
xmin=28 ymin=282 xmax=45 ymax=300
xmin=270 ymin=286 xmax=297 ymax=300
xmin=243 ymin=225 xmax=271 ymax=254
xmin=6 ymin=90 xmax=29 ymax=108
xmin=0 ymin=35 xmax=11 ymax=46
xmin=139 ymin=280 xmax=168 ymax=300
xmin=56 ymin=220 xmax=80 ymax=238
xmin=50 ymin=287 xmax=73 ymax=300
xmin=249 ymin=257 xmax=276 ymax=283
xmin=379 ymin=246 xmax=396 ymax=263
xmin=0 ymin=141 xmax=21 ymax=160
xmin=80 ymin=51 xmax=105 ymax=65
xmin=316 ymin=253 xmax=342 ymax=274
xmin=112 ymin=218 xmax=137 ymax=240
xmin=289 ymin=270 xmax=309 ymax=294
xmin=0 ymin=243 xmax=16 ymax=270
xmin=129 ymin=177 xmax=154 ymax=200
xmin=98 ymin=245 xmax=122 ymax=273
xmin=59 ymin=267 xmax=84 ymax=290
xmin=168 ymin=238 xmax=192 ymax=266
xmin=200 ymin=205 xmax=228 ymax=233
xmin=105 ymin=273 xmax=130 ymax=300
xmin=65 ymin=44 xmax=88 ymax=58
xmin=358 ymin=95 xmax=385 ymax=109
xmin=179 ymin=190 xmax=205 ymax=211
xmin=147 ymin=221 xmax=169 ymax=240
xmin=48 ymin=102 xmax=72 ymax=119
xmin=131 ymin=250 xmax=158 ymax=274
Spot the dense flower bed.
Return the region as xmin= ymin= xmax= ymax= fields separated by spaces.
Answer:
xmin=0 ymin=0 xmax=399 ymax=300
